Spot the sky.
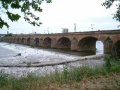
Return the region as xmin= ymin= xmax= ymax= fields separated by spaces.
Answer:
xmin=0 ymin=0 xmax=119 ymax=34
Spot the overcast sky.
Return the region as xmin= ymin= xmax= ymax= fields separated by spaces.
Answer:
xmin=0 ymin=0 xmax=119 ymax=34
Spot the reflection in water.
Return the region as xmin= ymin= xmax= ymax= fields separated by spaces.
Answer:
xmin=39 ymin=41 xmax=104 ymax=56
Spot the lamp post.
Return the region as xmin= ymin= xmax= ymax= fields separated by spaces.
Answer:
xmin=74 ymin=23 xmax=76 ymax=32
xmin=91 ymin=24 xmax=94 ymax=31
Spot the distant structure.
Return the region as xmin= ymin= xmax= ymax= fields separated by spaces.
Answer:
xmin=74 ymin=23 xmax=76 ymax=32
xmin=91 ymin=24 xmax=94 ymax=30
xmin=62 ymin=28 xmax=68 ymax=33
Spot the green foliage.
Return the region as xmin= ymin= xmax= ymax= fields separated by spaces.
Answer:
xmin=47 ymin=57 xmax=120 ymax=84
xmin=0 ymin=18 xmax=9 ymax=28
xmin=7 ymin=11 xmax=21 ymax=22
xmin=104 ymin=55 xmax=112 ymax=71
xmin=104 ymin=55 xmax=120 ymax=72
xmin=11 ymin=1 xmax=21 ymax=9
xmin=102 ymin=0 xmax=120 ymax=22
xmin=0 ymin=0 xmax=52 ymax=28
xmin=0 ymin=71 xmax=8 ymax=88
xmin=102 ymin=0 xmax=115 ymax=9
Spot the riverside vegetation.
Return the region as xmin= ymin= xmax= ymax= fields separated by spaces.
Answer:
xmin=0 ymin=55 xmax=120 ymax=90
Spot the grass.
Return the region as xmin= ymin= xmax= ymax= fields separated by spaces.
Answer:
xmin=0 ymin=55 xmax=120 ymax=90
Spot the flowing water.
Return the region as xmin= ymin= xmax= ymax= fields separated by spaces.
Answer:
xmin=0 ymin=42 xmax=104 ymax=77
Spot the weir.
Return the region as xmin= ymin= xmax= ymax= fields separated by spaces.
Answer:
xmin=0 ymin=54 xmax=104 ymax=67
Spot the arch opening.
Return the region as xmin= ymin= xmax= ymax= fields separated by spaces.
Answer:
xmin=78 ymin=37 xmax=98 ymax=54
xmin=21 ymin=38 xmax=25 ymax=44
xmin=13 ymin=38 xmax=16 ymax=42
xmin=34 ymin=38 xmax=39 ymax=46
xmin=43 ymin=37 xmax=51 ymax=48
xmin=96 ymin=41 xmax=104 ymax=55
xmin=113 ymin=40 xmax=120 ymax=56
xmin=17 ymin=38 xmax=20 ymax=44
xmin=27 ymin=38 xmax=31 ymax=45
xmin=57 ymin=37 xmax=71 ymax=49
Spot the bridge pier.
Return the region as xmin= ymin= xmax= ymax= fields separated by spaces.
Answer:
xmin=30 ymin=38 xmax=35 ymax=46
xmin=51 ymin=38 xmax=56 ymax=48
xmin=71 ymin=38 xmax=78 ymax=51
xmin=104 ymin=38 xmax=113 ymax=54
xmin=39 ymin=39 xmax=43 ymax=47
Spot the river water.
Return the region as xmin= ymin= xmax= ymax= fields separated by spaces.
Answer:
xmin=0 ymin=42 xmax=104 ymax=77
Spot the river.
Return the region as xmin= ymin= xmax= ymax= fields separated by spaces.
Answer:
xmin=0 ymin=42 xmax=104 ymax=77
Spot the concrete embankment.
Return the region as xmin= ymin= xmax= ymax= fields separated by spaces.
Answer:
xmin=0 ymin=54 xmax=104 ymax=67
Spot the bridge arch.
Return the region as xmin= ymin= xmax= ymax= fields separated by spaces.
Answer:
xmin=78 ymin=36 xmax=98 ymax=52
xmin=113 ymin=40 xmax=120 ymax=56
xmin=13 ymin=37 xmax=16 ymax=43
xmin=17 ymin=38 xmax=20 ymax=44
xmin=34 ymin=38 xmax=39 ymax=46
xmin=57 ymin=37 xmax=71 ymax=49
xmin=21 ymin=38 xmax=25 ymax=44
xmin=43 ymin=37 xmax=52 ymax=48
xmin=96 ymin=41 xmax=104 ymax=54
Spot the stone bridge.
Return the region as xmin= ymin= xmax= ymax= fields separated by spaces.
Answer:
xmin=1 ymin=30 xmax=120 ymax=55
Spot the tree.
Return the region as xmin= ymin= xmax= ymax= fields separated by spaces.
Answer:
xmin=102 ymin=0 xmax=120 ymax=22
xmin=0 ymin=0 xmax=51 ymax=29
